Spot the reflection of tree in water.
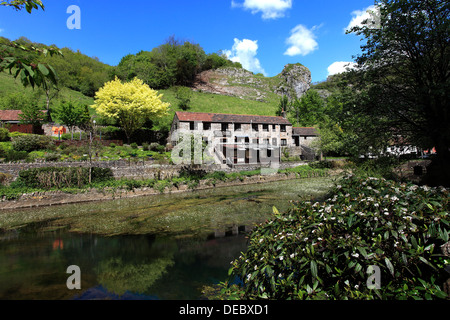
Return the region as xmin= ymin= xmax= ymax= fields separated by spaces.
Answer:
xmin=95 ymin=236 xmax=178 ymax=296
xmin=97 ymin=256 xmax=175 ymax=296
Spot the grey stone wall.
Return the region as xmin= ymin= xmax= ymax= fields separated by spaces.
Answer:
xmin=0 ymin=160 xmax=308 ymax=181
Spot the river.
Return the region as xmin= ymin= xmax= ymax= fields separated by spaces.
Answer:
xmin=0 ymin=177 xmax=333 ymax=300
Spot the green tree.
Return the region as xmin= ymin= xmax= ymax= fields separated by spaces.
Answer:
xmin=276 ymin=95 xmax=290 ymax=117
xmin=289 ymin=90 xmax=325 ymax=127
xmin=92 ymin=77 xmax=170 ymax=143
xmin=174 ymin=86 xmax=193 ymax=110
xmin=54 ymin=101 xmax=87 ymax=140
xmin=347 ymin=0 xmax=450 ymax=185
xmin=18 ymin=104 xmax=45 ymax=128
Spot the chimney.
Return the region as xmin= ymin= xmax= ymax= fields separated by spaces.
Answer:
xmin=281 ymin=108 xmax=286 ymax=119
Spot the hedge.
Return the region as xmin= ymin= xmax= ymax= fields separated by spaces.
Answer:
xmin=17 ymin=167 xmax=114 ymax=189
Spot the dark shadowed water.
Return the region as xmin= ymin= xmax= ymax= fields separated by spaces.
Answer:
xmin=0 ymin=226 xmax=249 ymax=300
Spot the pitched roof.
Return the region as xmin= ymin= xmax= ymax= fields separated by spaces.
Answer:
xmin=0 ymin=110 xmax=46 ymax=121
xmin=0 ymin=110 xmax=23 ymax=121
xmin=293 ymin=127 xmax=318 ymax=136
xmin=175 ymin=111 xmax=292 ymax=125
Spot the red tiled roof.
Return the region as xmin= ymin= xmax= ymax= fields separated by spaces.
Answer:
xmin=175 ymin=112 xmax=292 ymax=125
xmin=0 ymin=110 xmax=23 ymax=121
xmin=293 ymin=127 xmax=318 ymax=136
xmin=0 ymin=110 xmax=46 ymax=121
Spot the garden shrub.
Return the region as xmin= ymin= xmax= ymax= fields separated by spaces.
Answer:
xmin=225 ymin=174 xmax=449 ymax=300
xmin=179 ymin=166 xmax=207 ymax=181
xmin=309 ymin=161 xmax=334 ymax=169
xmin=17 ymin=167 xmax=114 ymax=189
xmin=149 ymin=142 xmax=165 ymax=153
xmin=0 ymin=128 xmax=10 ymax=142
xmin=0 ymin=146 xmax=28 ymax=162
xmin=12 ymin=134 xmax=55 ymax=152
xmin=0 ymin=172 xmax=13 ymax=185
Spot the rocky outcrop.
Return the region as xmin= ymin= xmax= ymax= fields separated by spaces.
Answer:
xmin=192 ymin=64 xmax=312 ymax=102
xmin=275 ymin=63 xmax=312 ymax=100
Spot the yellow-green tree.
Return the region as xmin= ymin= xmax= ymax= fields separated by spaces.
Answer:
xmin=92 ymin=77 xmax=170 ymax=143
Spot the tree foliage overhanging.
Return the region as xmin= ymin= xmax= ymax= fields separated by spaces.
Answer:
xmin=346 ymin=0 xmax=450 ymax=185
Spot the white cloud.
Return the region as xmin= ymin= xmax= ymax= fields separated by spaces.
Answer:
xmin=224 ymin=38 xmax=267 ymax=75
xmin=345 ymin=5 xmax=381 ymax=32
xmin=284 ymin=24 xmax=319 ymax=57
xmin=327 ymin=61 xmax=357 ymax=76
xmin=232 ymin=0 xmax=292 ymax=20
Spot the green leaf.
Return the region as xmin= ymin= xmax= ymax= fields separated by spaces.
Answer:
xmin=411 ymin=235 xmax=418 ymax=249
xmin=37 ymin=63 xmax=49 ymax=76
xmin=311 ymin=260 xmax=318 ymax=279
xmin=418 ymin=256 xmax=437 ymax=271
xmin=385 ymin=257 xmax=394 ymax=277
xmin=357 ymin=247 xmax=368 ymax=259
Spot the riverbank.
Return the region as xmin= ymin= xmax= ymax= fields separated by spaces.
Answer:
xmin=0 ymin=169 xmax=339 ymax=211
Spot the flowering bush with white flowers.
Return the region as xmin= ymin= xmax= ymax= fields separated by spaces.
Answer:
xmin=225 ymin=174 xmax=449 ymax=300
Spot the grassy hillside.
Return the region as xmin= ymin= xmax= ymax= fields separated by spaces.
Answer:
xmin=0 ymin=72 xmax=95 ymax=108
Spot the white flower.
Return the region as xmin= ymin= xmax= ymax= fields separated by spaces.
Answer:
xmin=351 ymin=253 xmax=359 ymax=258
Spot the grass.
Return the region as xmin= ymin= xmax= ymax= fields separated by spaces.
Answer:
xmin=0 ymin=72 xmax=95 ymax=108
xmin=157 ymin=86 xmax=280 ymax=131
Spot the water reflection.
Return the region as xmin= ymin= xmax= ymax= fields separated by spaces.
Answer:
xmin=0 ymin=225 xmax=250 ymax=300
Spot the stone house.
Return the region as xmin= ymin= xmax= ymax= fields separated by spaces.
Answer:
xmin=169 ymin=111 xmax=318 ymax=167
xmin=292 ymin=127 xmax=319 ymax=147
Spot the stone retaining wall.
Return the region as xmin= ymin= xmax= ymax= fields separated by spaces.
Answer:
xmin=0 ymin=160 xmax=308 ymax=181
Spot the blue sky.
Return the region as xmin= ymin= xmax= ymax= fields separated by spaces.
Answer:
xmin=0 ymin=0 xmax=377 ymax=83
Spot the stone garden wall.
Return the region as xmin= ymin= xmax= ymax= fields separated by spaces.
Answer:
xmin=0 ymin=160 xmax=308 ymax=181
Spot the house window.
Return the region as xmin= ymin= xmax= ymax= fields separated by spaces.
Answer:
xmin=272 ymin=138 xmax=277 ymax=146
xmin=234 ymin=123 xmax=242 ymax=131
xmin=190 ymin=122 xmax=195 ymax=131
xmin=281 ymin=139 xmax=287 ymax=146
xmin=263 ymin=124 xmax=269 ymax=132
xmin=280 ymin=125 xmax=286 ymax=132
xmin=221 ymin=123 xmax=228 ymax=131
xmin=252 ymin=124 xmax=259 ymax=132
xmin=203 ymin=122 xmax=211 ymax=130
xmin=272 ymin=125 xmax=276 ymax=131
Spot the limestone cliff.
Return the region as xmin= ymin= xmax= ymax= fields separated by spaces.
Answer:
xmin=192 ymin=63 xmax=312 ymax=103
xmin=275 ymin=63 xmax=311 ymax=100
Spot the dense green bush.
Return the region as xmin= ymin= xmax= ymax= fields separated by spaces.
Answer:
xmin=225 ymin=175 xmax=449 ymax=300
xmin=0 ymin=128 xmax=10 ymax=142
xmin=12 ymin=134 xmax=55 ymax=152
xmin=16 ymin=167 xmax=114 ymax=189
